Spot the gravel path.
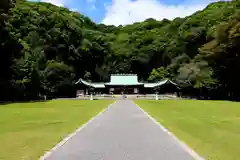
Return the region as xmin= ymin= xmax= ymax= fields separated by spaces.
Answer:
xmin=44 ymin=100 xmax=198 ymax=160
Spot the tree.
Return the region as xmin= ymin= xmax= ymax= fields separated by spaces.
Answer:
xmin=177 ymin=61 xmax=216 ymax=88
xmin=148 ymin=67 xmax=171 ymax=81
xmin=0 ymin=0 xmax=14 ymax=25
xmin=2 ymin=0 xmax=240 ymax=101
xmin=43 ymin=61 xmax=75 ymax=98
xmin=0 ymin=0 xmax=24 ymax=101
xmin=83 ymin=71 xmax=91 ymax=81
xmin=176 ymin=61 xmax=217 ymax=98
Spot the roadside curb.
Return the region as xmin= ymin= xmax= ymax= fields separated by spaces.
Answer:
xmin=40 ymin=100 xmax=117 ymax=160
xmin=133 ymin=101 xmax=205 ymax=160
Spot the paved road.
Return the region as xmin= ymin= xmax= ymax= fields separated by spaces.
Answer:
xmin=44 ymin=100 xmax=197 ymax=160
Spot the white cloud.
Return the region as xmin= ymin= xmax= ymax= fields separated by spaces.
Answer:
xmin=40 ymin=0 xmax=66 ymax=6
xmin=102 ymin=0 xmax=221 ymax=26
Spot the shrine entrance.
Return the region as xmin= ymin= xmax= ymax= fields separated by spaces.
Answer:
xmin=108 ymin=86 xmax=140 ymax=94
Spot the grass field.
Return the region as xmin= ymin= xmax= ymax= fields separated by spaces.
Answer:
xmin=136 ymin=100 xmax=240 ymax=160
xmin=0 ymin=100 xmax=113 ymax=160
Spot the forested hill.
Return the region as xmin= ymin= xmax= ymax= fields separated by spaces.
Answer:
xmin=1 ymin=0 xmax=240 ymax=101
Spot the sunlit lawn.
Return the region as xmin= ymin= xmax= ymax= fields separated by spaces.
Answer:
xmin=0 ymin=100 xmax=113 ymax=160
xmin=136 ymin=100 xmax=240 ymax=160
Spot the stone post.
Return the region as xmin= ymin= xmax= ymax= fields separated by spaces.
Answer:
xmin=90 ymin=94 xmax=93 ymax=100
xmin=155 ymin=93 xmax=159 ymax=100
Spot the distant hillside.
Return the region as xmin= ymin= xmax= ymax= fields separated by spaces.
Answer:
xmin=1 ymin=0 xmax=240 ymax=101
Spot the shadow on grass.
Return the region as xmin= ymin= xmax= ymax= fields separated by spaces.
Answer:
xmin=0 ymin=100 xmax=50 ymax=105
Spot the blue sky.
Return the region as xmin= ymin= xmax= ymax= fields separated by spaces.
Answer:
xmin=33 ymin=0 xmax=222 ymax=25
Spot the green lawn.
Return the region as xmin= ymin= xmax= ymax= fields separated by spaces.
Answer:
xmin=0 ymin=100 xmax=113 ymax=160
xmin=135 ymin=100 xmax=240 ymax=160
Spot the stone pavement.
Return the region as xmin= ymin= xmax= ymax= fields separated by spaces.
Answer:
xmin=43 ymin=100 xmax=199 ymax=160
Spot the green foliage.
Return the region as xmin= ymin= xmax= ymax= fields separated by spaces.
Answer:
xmin=0 ymin=0 xmax=14 ymax=25
xmin=199 ymin=11 xmax=240 ymax=99
xmin=148 ymin=67 xmax=171 ymax=81
xmin=2 ymin=0 xmax=240 ymax=101
xmin=177 ymin=61 xmax=217 ymax=89
xmin=83 ymin=71 xmax=91 ymax=81
xmin=43 ymin=60 xmax=75 ymax=98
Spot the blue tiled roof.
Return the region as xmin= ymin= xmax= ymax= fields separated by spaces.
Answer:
xmin=105 ymin=75 xmax=143 ymax=86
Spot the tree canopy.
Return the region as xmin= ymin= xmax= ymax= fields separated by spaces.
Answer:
xmin=2 ymin=0 xmax=240 ymax=101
